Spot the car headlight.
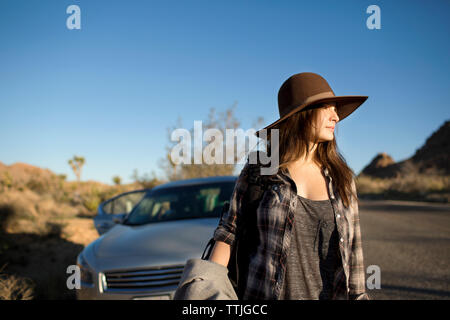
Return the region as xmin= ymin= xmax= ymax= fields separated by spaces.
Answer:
xmin=77 ymin=253 xmax=94 ymax=285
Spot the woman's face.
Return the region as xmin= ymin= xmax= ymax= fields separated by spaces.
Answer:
xmin=313 ymin=102 xmax=339 ymax=142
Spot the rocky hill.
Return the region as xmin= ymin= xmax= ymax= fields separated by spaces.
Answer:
xmin=360 ymin=120 xmax=450 ymax=178
xmin=411 ymin=120 xmax=450 ymax=175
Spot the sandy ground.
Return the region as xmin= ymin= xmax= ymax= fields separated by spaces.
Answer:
xmin=62 ymin=217 xmax=99 ymax=246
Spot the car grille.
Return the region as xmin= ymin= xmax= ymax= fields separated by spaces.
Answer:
xmin=103 ymin=265 xmax=184 ymax=292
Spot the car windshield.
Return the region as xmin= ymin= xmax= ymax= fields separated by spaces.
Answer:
xmin=123 ymin=181 xmax=236 ymax=225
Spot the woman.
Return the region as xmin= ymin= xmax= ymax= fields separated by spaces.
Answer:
xmin=209 ymin=72 xmax=370 ymax=300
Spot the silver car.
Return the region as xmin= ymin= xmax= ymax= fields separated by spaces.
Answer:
xmin=76 ymin=175 xmax=237 ymax=300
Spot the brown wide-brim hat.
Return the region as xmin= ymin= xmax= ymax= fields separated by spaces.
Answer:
xmin=255 ymin=72 xmax=368 ymax=138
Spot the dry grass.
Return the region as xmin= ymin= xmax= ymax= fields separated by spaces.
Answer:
xmin=0 ymin=161 xmax=166 ymax=299
xmin=0 ymin=161 xmax=165 ymax=299
xmin=0 ymin=265 xmax=34 ymax=300
xmin=0 ymin=178 xmax=142 ymax=299
xmin=356 ymin=173 xmax=450 ymax=202
xmin=0 ymin=204 xmax=97 ymax=299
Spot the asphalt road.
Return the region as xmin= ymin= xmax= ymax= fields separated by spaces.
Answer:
xmin=358 ymin=199 xmax=450 ymax=300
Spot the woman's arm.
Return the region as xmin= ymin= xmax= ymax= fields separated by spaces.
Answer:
xmin=211 ymin=161 xmax=251 ymax=267
xmin=208 ymin=241 xmax=231 ymax=267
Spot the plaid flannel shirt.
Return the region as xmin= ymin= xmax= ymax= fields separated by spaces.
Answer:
xmin=213 ymin=160 xmax=369 ymax=300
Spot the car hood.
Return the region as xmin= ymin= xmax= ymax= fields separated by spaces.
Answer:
xmin=93 ymin=218 xmax=219 ymax=261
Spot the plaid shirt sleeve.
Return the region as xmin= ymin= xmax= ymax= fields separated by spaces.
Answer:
xmin=213 ymin=162 xmax=250 ymax=247
xmin=348 ymin=178 xmax=370 ymax=300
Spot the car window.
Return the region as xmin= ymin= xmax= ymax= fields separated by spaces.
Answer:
xmin=102 ymin=191 xmax=147 ymax=215
xmin=124 ymin=181 xmax=235 ymax=225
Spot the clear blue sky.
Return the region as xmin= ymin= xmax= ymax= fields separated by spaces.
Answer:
xmin=1 ymin=0 xmax=449 ymax=184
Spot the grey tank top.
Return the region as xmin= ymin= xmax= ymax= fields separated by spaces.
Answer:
xmin=280 ymin=194 xmax=341 ymax=300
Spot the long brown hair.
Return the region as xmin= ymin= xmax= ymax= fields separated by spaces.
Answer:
xmin=265 ymin=104 xmax=356 ymax=208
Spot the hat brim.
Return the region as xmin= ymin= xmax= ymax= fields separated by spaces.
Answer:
xmin=255 ymin=95 xmax=368 ymax=138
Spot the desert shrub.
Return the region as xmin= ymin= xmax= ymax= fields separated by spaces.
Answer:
xmin=355 ymin=175 xmax=390 ymax=194
xmin=26 ymin=178 xmax=49 ymax=195
xmin=1 ymin=172 xmax=13 ymax=190
xmin=82 ymin=197 xmax=100 ymax=213
xmin=357 ymin=173 xmax=450 ymax=202
xmin=82 ymin=188 xmax=101 ymax=213
xmin=112 ymin=176 xmax=121 ymax=186
xmin=387 ymin=174 xmax=450 ymax=194
xmin=57 ymin=191 xmax=71 ymax=204
xmin=0 ymin=265 xmax=35 ymax=300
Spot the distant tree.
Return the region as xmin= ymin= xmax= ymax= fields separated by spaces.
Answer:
xmin=130 ymin=169 xmax=161 ymax=189
xmin=158 ymin=117 xmax=183 ymax=181
xmin=68 ymin=155 xmax=85 ymax=182
xmin=159 ymin=102 xmax=265 ymax=181
xmin=131 ymin=169 xmax=140 ymax=184
xmin=112 ymin=175 xmax=122 ymax=186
